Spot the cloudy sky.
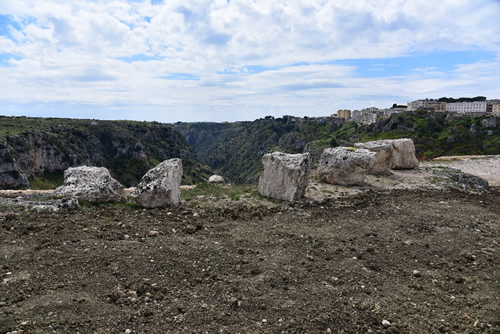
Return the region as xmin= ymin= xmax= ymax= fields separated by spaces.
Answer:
xmin=1 ymin=0 xmax=500 ymax=122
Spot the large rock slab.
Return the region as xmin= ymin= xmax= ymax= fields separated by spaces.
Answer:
xmin=318 ymin=147 xmax=376 ymax=185
xmin=54 ymin=166 xmax=126 ymax=203
xmin=258 ymin=152 xmax=310 ymax=202
xmin=356 ymin=139 xmax=419 ymax=170
xmin=133 ymin=158 xmax=183 ymax=208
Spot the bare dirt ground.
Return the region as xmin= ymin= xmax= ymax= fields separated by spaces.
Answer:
xmin=0 ymin=157 xmax=499 ymax=334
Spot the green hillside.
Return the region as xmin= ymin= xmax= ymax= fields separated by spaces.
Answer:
xmin=174 ymin=112 xmax=500 ymax=183
xmin=0 ymin=116 xmax=212 ymax=188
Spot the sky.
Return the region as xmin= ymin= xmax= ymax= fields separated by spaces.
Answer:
xmin=1 ymin=0 xmax=500 ymax=123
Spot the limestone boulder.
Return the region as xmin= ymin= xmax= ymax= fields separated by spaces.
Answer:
xmin=258 ymin=152 xmax=310 ymax=202
xmin=208 ymin=175 xmax=225 ymax=184
xmin=353 ymin=141 xmax=393 ymax=175
xmin=133 ymin=158 xmax=183 ymax=208
xmin=317 ymin=147 xmax=376 ymax=185
xmin=54 ymin=166 xmax=126 ymax=203
xmin=355 ymin=138 xmax=419 ymax=171
xmin=389 ymin=138 xmax=419 ymax=169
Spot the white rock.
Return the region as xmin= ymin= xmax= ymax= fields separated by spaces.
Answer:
xmin=133 ymin=158 xmax=183 ymax=208
xmin=54 ymin=166 xmax=126 ymax=203
xmin=382 ymin=320 xmax=391 ymax=327
xmin=258 ymin=152 xmax=310 ymax=202
xmin=208 ymin=175 xmax=225 ymax=183
xmin=356 ymin=138 xmax=419 ymax=170
xmin=317 ymin=147 xmax=376 ymax=185
xmin=353 ymin=141 xmax=393 ymax=175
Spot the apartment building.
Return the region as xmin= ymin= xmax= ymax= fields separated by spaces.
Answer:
xmin=446 ymin=101 xmax=487 ymax=113
xmin=407 ymin=99 xmax=446 ymax=111
xmin=336 ymin=109 xmax=351 ymax=120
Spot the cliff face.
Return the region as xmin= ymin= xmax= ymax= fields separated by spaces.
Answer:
xmin=0 ymin=118 xmax=212 ymax=189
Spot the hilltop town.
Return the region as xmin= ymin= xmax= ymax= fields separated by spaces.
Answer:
xmin=332 ymin=96 xmax=500 ymax=125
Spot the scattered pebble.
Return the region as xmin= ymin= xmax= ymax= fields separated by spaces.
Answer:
xmin=382 ymin=320 xmax=391 ymax=327
xmin=148 ymin=230 xmax=159 ymax=237
xmin=125 ymin=329 xmax=132 ymax=334
xmin=413 ymin=270 xmax=421 ymax=277
xmin=185 ymin=225 xmax=197 ymax=234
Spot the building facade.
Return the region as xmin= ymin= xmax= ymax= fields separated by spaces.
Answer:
xmin=407 ymin=99 xmax=446 ymax=111
xmin=446 ymin=101 xmax=487 ymax=113
xmin=492 ymin=104 xmax=500 ymax=115
xmin=336 ymin=109 xmax=351 ymax=120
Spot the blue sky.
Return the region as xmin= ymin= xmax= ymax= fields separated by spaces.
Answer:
xmin=1 ymin=0 xmax=500 ymax=122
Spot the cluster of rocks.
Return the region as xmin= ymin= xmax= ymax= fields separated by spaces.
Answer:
xmin=259 ymin=138 xmax=420 ymax=201
xmin=54 ymin=158 xmax=184 ymax=208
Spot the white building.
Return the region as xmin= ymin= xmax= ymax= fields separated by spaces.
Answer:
xmin=351 ymin=110 xmax=361 ymax=120
xmin=446 ymin=101 xmax=487 ymax=113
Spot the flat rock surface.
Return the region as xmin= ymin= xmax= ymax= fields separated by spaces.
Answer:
xmin=428 ymin=155 xmax=500 ymax=187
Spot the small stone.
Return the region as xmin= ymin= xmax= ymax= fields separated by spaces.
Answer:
xmin=382 ymin=319 xmax=391 ymax=327
xmin=143 ymin=307 xmax=153 ymax=317
xmin=125 ymin=329 xmax=132 ymax=334
xmin=208 ymin=175 xmax=225 ymax=183
xmin=148 ymin=230 xmax=159 ymax=237
xmin=185 ymin=225 xmax=196 ymax=234
xmin=413 ymin=270 xmax=421 ymax=277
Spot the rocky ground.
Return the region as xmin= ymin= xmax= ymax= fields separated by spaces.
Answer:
xmin=0 ymin=157 xmax=499 ymax=334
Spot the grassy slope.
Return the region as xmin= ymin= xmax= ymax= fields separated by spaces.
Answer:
xmin=173 ymin=117 xmax=344 ymax=183
xmin=175 ymin=112 xmax=500 ymax=183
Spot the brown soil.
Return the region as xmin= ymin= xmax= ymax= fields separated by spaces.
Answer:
xmin=1 ymin=187 xmax=499 ymax=334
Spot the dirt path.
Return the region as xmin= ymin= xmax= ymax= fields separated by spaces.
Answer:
xmin=1 ymin=189 xmax=499 ymax=334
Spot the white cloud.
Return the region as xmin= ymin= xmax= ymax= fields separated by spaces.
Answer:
xmin=0 ymin=0 xmax=499 ymax=121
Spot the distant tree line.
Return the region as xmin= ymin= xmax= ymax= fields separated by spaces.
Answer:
xmin=438 ymin=96 xmax=487 ymax=103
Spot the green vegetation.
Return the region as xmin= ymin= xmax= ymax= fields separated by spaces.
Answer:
xmin=29 ymin=171 xmax=64 ymax=190
xmin=175 ymin=112 xmax=499 ymax=183
xmin=0 ymin=116 xmax=213 ymax=187
xmin=2 ymin=112 xmax=499 ymax=189
xmin=343 ymin=111 xmax=500 ymax=160
xmin=173 ymin=116 xmax=345 ymax=183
